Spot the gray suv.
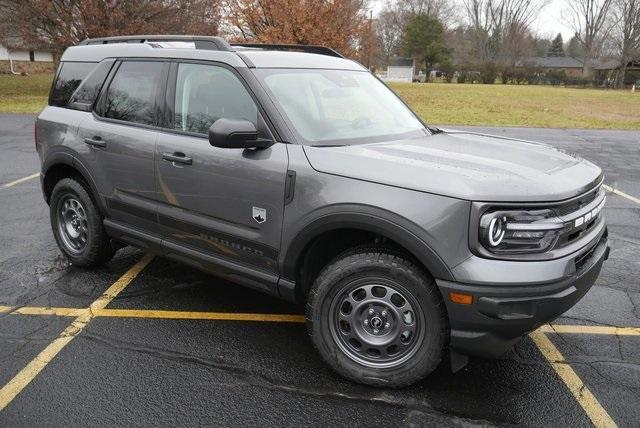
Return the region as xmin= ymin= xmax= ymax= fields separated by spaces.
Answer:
xmin=36 ymin=36 xmax=609 ymax=387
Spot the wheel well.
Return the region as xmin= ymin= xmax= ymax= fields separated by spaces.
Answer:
xmin=295 ymin=228 xmax=427 ymax=303
xmin=43 ymin=164 xmax=86 ymax=204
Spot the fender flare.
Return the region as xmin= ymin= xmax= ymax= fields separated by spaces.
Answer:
xmin=280 ymin=206 xmax=455 ymax=290
xmin=42 ymin=150 xmax=106 ymax=214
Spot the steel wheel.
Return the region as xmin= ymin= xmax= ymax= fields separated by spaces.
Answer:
xmin=56 ymin=195 xmax=89 ymax=255
xmin=329 ymin=279 xmax=425 ymax=369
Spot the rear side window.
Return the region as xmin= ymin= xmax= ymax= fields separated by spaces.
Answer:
xmin=49 ymin=62 xmax=96 ymax=107
xmin=69 ymin=59 xmax=115 ymax=108
xmin=100 ymin=61 xmax=164 ymax=126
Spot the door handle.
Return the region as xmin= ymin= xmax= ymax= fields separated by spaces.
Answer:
xmin=84 ymin=136 xmax=106 ymax=148
xmin=162 ymin=152 xmax=192 ymax=165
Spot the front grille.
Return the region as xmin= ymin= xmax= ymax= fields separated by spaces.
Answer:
xmin=554 ymin=185 xmax=600 ymax=216
xmin=553 ymin=185 xmax=605 ymax=249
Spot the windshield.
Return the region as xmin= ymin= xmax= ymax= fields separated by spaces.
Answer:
xmin=254 ymin=69 xmax=427 ymax=146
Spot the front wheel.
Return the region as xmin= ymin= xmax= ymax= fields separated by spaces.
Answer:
xmin=306 ymin=248 xmax=448 ymax=388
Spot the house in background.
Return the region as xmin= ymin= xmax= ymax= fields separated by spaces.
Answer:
xmin=516 ymin=55 xmax=640 ymax=85
xmin=588 ymin=57 xmax=640 ymax=85
xmin=382 ymin=57 xmax=416 ymax=82
xmin=0 ymin=36 xmax=56 ymax=74
xmin=517 ymin=56 xmax=584 ymax=77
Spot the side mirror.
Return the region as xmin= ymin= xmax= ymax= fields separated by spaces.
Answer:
xmin=208 ymin=118 xmax=272 ymax=149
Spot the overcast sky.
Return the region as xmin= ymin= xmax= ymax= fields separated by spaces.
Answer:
xmin=370 ymin=0 xmax=575 ymax=40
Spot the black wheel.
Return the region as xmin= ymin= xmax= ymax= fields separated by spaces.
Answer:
xmin=307 ymin=247 xmax=448 ymax=387
xmin=50 ymin=178 xmax=114 ymax=267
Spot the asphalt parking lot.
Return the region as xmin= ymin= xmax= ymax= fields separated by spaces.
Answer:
xmin=1 ymin=113 xmax=639 ymax=426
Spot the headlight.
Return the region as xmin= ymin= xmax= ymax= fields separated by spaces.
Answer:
xmin=479 ymin=209 xmax=564 ymax=254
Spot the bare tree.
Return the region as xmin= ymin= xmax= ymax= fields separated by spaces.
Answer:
xmin=562 ymin=0 xmax=613 ymax=74
xmin=462 ymin=0 xmax=494 ymax=65
xmin=397 ymin=0 xmax=459 ymax=24
xmin=610 ymin=0 xmax=640 ymax=86
xmin=0 ymin=0 xmax=221 ymax=53
xmin=375 ymin=9 xmax=403 ymax=63
xmin=223 ymin=0 xmax=369 ymax=59
xmin=462 ymin=0 xmax=545 ymax=80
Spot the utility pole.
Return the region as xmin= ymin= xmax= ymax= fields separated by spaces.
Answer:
xmin=367 ymin=9 xmax=373 ymax=70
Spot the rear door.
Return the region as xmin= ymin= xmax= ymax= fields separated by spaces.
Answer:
xmin=78 ymin=60 xmax=168 ymax=232
xmin=154 ymin=61 xmax=289 ymax=279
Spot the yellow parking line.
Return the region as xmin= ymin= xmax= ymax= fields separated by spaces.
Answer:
xmin=540 ymin=324 xmax=640 ymax=336
xmin=0 ymin=253 xmax=153 ymax=412
xmin=94 ymin=308 xmax=305 ymax=323
xmin=1 ymin=305 xmax=304 ymax=323
xmin=603 ymin=184 xmax=640 ymax=205
xmin=530 ymin=329 xmax=617 ymax=428
xmin=0 ymin=306 xmax=84 ymax=317
xmin=2 ymin=293 xmax=634 ymax=425
xmin=1 ymin=172 xmax=39 ymax=189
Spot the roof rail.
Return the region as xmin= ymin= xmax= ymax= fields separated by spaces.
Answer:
xmin=77 ymin=35 xmax=232 ymax=51
xmin=231 ymin=43 xmax=344 ymax=58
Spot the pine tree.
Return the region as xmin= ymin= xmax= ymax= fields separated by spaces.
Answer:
xmin=566 ymin=34 xmax=585 ymax=59
xmin=547 ymin=33 xmax=565 ymax=57
xmin=402 ymin=14 xmax=451 ymax=78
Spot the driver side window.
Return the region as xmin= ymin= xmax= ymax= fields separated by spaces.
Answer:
xmin=174 ymin=63 xmax=258 ymax=135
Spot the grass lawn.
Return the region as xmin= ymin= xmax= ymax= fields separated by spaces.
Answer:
xmin=390 ymin=82 xmax=640 ymax=129
xmin=0 ymin=74 xmax=638 ymax=129
xmin=0 ymin=74 xmax=53 ymax=113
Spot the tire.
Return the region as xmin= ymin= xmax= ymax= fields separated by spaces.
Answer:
xmin=306 ymin=247 xmax=448 ymax=388
xmin=50 ymin=177 xmax=114 ymax=267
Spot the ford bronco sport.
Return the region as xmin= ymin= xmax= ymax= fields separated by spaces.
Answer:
xmin=36 ymin=35 xmax=609 ymax=387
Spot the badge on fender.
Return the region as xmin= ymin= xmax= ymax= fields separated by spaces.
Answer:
xmin=252 ymin=207 xmax=266 ymax=224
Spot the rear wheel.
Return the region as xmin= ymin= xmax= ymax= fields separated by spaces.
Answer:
xmin=307 ymin=247 xmax=448 ymax=387
xmin=50 ymin=178 xmax=114 ymax=267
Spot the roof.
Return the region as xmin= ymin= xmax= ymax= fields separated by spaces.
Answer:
xmin=61 ymin=43 xmax=247 ymax=67
xmin=587 ymin=58 xmax=621 ymax=70
xmin=238 ymin=50 xmax=364 ymax=70
xmin=518 ymin=56 xmax=584 ymax=68
xmin=1 ymin=35 xmax=55 ymax=51
xmin=388 ymin=57 xmax=414 ymax=67
xmin=61 ymin=38 xmax=365 ymax=71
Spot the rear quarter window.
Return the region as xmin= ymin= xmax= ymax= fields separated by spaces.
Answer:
xmin=68 ymin=60 xmax=116 ymax=109
xmin=49 ymin=62 xmax=96 ymax=107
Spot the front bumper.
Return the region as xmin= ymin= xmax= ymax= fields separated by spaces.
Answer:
xmin=436 ymin=229 xmax=609 ymax=358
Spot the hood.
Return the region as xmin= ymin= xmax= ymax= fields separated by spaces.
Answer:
xmin=303 ymin=131 xmax=603 ymax=202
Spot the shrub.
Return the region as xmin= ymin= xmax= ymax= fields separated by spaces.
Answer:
xmin=545 ymin=70 xmax=567 ymax=86
xmin=500 ymin=69 xmax=514 ymax=84
xmin=479 ymin=63 xmax=498 ymax=84
xmin=440 ymin=61 xmax=455 ymax=83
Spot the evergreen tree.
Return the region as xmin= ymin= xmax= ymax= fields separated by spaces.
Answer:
xmin=566 ymin=33 xmax=585 ymax=59
xmin=402 ymin=14 xmax=451 ymax=78
xmin=547 ymin=33 xmax=565 ymax=57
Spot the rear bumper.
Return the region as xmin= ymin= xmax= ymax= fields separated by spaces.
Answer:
xmin=436 ymin=229 xmax=609 ymax=358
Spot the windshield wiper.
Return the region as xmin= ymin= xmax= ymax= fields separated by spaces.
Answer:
xmin=428 ymin=126 xmax=444 ymax=134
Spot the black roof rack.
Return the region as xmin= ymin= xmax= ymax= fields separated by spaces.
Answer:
xmin=77 ymin=35 xmax=232 ymax=51
xmin=231 ymin=43 xmax=344 ymax=58
xmin=76 ymin=36 xmax=344 ymax=58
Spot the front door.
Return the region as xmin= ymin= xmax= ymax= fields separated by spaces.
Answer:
xmin=155 ymin=62 xmax=289 ymax=276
